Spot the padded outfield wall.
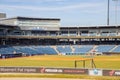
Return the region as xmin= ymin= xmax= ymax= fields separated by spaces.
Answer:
xmin=0 ymin=67 xmax=120 ymax=76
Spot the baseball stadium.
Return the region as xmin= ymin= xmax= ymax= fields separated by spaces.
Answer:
xmin=0 ymin=13 xmax=120 ymax=79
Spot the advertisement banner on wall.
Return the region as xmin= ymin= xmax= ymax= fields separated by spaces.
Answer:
xmin=103 ymin=70 xmax=120 ymax=76
xmin=0 ymin=67 xmax=40 ymax=73
xmin=0 ymin=67 xmax=88 ymax=74
xmin=40 ymin=68 xmax=63 ymax=73
xmin=1 ymin=67 xmax=120 ymax=77
xmin=63 ymin=68 xmax=88 ymax=74
xmin=89 ymin=69 xmax=103 ymax=76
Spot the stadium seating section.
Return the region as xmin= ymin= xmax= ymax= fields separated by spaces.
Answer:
xmin=1 ymin=45 xmax=120 ymax=58
xmin=112 ymin=45 xmax=120 ymax=52
xmin=95 ymin=45 xmax=115 ymax=52
xmin=74 ymin=45 xmax=93 ymax=54
xmin=57 ymin=46 xmax=72 ymax=55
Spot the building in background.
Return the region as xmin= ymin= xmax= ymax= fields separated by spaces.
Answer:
xmin=0 ymin=16 xmax=60 ymax=31
xmin=0 ymin=13 xmax=6 ymax=19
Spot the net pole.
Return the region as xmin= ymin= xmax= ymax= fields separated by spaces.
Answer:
xmin=75 ymin=60 xmax=77 ymax=68
xmin=83 ymin=60 xmax=85 ymax=68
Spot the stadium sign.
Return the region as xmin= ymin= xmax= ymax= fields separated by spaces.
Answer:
xmin=63 ymin=69 xmax=88 ymax=74
xmin=89 ymin=69 xmax=103 ymax=76
xmin=0 ymin=67 xmax=120 ymax=77
xmin=40 ymin=68 xmax=63 ymax=73
xmin=39 ymin=68 xmax=88 ymax=74
xmin=0 ymin=67 xmax=40 ymax=73
xmin=103 ymin=70 xmax=120 ymax=76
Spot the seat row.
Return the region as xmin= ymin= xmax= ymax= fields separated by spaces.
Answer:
xmin=0 ymin=45 xmax=120 ymax=55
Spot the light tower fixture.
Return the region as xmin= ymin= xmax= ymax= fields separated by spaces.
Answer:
xmin=113 ymin=0 xmax=119 ymax=26
xmin=107 ymin=0 xmax=110 ymax=26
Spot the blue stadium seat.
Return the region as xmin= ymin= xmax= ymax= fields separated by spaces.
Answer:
xmin=17 ymin=46 xmax=38 ymax=55
xmin=109 ymin=33 xmax=116 ymax=36
xmin=101 ymin=33 xmax=108 ymax=36
xmin=42 ymin=46 xmax=57 ymax=55
xmin=74 ymin=45 xmax=93 ymax=54
xmin=16 ymin=46 xmax=57 ymax=55
xmin=31 ymin=46 xmax=57 ymax=55
xmin=1 ymin=45 xmax=119 ymax=56
xmin=95 ymin=45 xmax=115 ymax=52
xmin=0 ymin=46 xmax=57 ymax=55
xmin=89 ymin=33 xmax=97 ymax=36
xmin=112 ymin=45 xmax=120 ymax=52
xmin=81 ymin=33 xmax=88 ymax=36
xmin=56 ymin=46 xmax=72 ymax=55
xmin=0 ymin=45 xmax=18 ymax=54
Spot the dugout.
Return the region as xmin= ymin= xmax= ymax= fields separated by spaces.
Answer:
xmin=0 ymin=53 xmax=23 ymax=59
xmin=102 ymin=52 xmax=120 ymax=55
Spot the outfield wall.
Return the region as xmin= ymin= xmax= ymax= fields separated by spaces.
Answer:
xmin=0 ymin=67 xmax=120 ymax=76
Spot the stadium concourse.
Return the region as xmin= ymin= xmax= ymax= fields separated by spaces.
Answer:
xmin=0 ymin=16 xmax=120 ymax=58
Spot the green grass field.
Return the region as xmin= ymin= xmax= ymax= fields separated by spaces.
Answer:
xmin=0 ymin=55 xmax=120 ymax=69
xmin=0 ymin=55 xmax=120 ymax=79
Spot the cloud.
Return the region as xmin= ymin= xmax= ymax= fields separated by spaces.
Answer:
xmin=43 ymin=0 xmax=66 ymax=2
xmin=0 ymin=0 xmax=66 ymax=3
xmin=0 ymin=2 xmax=104 ymax=12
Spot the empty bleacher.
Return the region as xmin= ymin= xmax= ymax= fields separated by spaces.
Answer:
xmin=0 ymin=45 xmax=120 ymax=58
xmin=89 ymin=32 xmax=97 ymax=36
xmin=95 ymin=45 xmax=115 ymax=52
xmin=112 ymin=45 xmax=120 ymax=52
xmin=16 ymin=46 xmax=39 ymax=55
xmin=109 ymin=33 xmax=117 ymax=36
xmin=56 ymin=46 xmax=72 ymax=55
xmin=0 ymin=45 xmax=58 ymax=56
xmin=0 ymin=45 xmax=17 ymax=54
xmin=74 ymin=45 xmax=93 ymax=55
xmin=39 ymin=46 xmax=57 ymax=55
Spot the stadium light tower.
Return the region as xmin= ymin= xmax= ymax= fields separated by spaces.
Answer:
xmin=107 ymin=0 xmax=110 ymax=26
xmin=113 ymin=0 xmax=119 ymax=26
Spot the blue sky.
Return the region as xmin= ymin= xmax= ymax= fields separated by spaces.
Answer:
xmin=0 ymin=0 xmax=120 ymax=26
